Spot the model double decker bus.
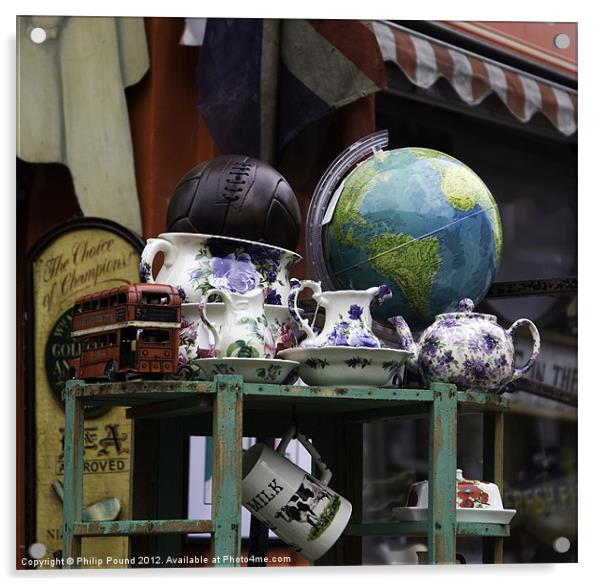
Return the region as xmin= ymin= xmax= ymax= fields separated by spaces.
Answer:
xmin=69 ymin=283 xmax=181 ymax=381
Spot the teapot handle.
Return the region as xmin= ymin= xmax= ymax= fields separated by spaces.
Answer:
xmin=139 ymin=238 xmax=177 ymax=283
xmin=277 ymin=425 xmax=333 ymax=485
xmin=507 ymin=318 xmax=540 ymax=381
xmin=287 ymin=279 xmax=323 ymax=344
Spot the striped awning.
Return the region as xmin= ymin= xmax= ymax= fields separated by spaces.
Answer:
xmin=373 ymin=21 xmax=577 ymax=136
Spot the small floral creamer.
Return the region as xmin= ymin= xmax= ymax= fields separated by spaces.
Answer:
xmin=288 ymin=280 xmax=391 ymax=349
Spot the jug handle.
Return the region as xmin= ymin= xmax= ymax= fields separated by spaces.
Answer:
xmin=139 ymin=238 xmax=177 ymax=283
xmin=287 ymin=280 xmax=323 ymax=344
xmin=277 ymin=425 xmax=333 ymax=485
xmin=199 ymin=288 xmax=230 ymax=349
xmin=507 ymin=318 xmax=540 ymax=381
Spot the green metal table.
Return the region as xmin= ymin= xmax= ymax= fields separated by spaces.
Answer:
xmin=62 ymin=376 xmax=508 ymax=567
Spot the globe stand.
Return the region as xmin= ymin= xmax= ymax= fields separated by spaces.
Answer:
xmin=305 ymin=130 xmax=389 ymax=290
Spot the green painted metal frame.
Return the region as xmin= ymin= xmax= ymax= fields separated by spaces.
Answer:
xmin=428 ymin=383 xmax=458 ymax=563
xmin=62 ymin=377 xmax=508 ymax=568
xmin=344 ymin=522 xmax=510 ymax=538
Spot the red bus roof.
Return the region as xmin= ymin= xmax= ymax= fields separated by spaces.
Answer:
xmin=74 ymin=283 xmax=180 ymax=305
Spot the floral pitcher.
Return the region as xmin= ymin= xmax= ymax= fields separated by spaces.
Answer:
xmin=288 ymin=279 xmax=391 ymax=348
xmin=199 ymin=288 xmax=275 ymax=358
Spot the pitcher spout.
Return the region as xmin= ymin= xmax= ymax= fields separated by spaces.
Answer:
xmin=389 ymin=315 xmax=417 ymax=364
xmin=369 ymin=285 xmax=393 ymax=312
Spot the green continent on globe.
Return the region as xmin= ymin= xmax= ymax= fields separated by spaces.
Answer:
xmin=330 ymin=158 xmax=382 ymax=247
xmin=440 ymin=163 xmax=503 ymax=259
xmin=406 ymin=147 xmax=456 ymax=161
xmin=367 ymin=232 xmax=441 ymax=318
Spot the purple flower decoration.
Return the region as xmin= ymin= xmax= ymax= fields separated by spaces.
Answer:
xmin=463 ymin=358 xmax=488 ymax=380
xmin=447 ymin=329 xmax=465 ymax=345
xmin=227 ymin=268 xmax=260 ymax=293
xmin=211 ymin=254 xmax=236 ymax=278
xmin=177 ymin=286 xmax=187 ymax=302
xmin=266 ymin=289 xmax=282 ymax=306
xmin=190 ymin=267 xmax=205 ymax=280
xmin=348 ymin=305 xmax=363 ymax=320
xmin=139 ymin=261 xmax=151 ymax=282
xmin=467 ymin=336 xmax=482 ymax=353
xmin=422 ymin=335 xmax=440 ymax=357
xmin=267 ymin=270 xmax=277 ymax=283
xmin=348 ymin=330 xmax=379 ymax=348
xmin=418 ymin=353 xmax=433 ymax=373
xmin=209 ymin=253 xmax=261 ymax=294
xmin=440 ymin=317 xmax=458 ymax=328
xmin=438 ymin=350 xmax=456 ymax=365
xmin=327 ymin=324 xmax=349 ymax=346
xmin=481 ymin=333 xmax=498 ymax=355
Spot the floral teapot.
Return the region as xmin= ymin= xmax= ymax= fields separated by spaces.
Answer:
xmin=390 ymin=298 xmax=540 ymax=391
xmin=199 ymin=288 xmax=275 ymax=358
xmin=288 ymin=279 xmax=391 ymax=348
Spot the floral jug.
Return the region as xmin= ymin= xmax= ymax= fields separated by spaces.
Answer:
xmin=199 ymin=288 xmax=275 ymax=358
xmin=288 ymin=279 xmax=391 ymax=348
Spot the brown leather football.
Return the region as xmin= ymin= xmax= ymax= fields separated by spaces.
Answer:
xmin=166 ymin=155 xmax=301 ymax=251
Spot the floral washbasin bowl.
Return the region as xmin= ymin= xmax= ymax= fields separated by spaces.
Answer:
xmin=278 ymin=346 xmax=411 ymax=387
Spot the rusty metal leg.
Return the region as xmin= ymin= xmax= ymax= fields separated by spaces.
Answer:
xmin=427 ymin=383 xmax=457 ymax=564
xmin=62 ymin=381 xmax=84 ymax=569
xmin=211 ymin=375 xmax=243 ymax=567
xmin=483 ymin=411 xmax=505 ymax=563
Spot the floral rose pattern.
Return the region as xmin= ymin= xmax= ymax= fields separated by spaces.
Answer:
xmin=185 ymin=240 xmax=296 ymax=305
xmin=178 ymin=317 xmax=208 ymax=368
xmin=456 ymin=482 xmax=490 ymax=509
xmin=224 ymin=313 xmax=275 ymax=358
xmin=273 ymin=317 xmax=297 ymax=353
xmin=174 ymin=317 xmax=211 ymax=379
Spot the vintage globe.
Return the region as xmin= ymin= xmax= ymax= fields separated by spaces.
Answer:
xmin=323 ymin=147 xmax=503 ymax=330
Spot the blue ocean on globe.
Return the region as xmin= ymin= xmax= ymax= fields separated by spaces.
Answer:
xmin=324 ymin=147 xmax=503 ymax=330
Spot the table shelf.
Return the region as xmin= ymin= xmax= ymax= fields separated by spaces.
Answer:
xmin=61 ymin=376 xmax=509 ymax=567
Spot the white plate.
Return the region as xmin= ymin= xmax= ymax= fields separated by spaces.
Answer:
xmin=392 ymin=506 xmax=516 ymax=525
xmin=196 ymin=357 xmax=299 ymax=384
xmin=278 ymin=346 xmax=412 ymax=387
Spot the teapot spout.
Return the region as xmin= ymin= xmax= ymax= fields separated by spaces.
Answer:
xmin=388 ymin=316 xmax=417 ymax=363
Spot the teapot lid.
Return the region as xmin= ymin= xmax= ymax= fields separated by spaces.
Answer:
xmin=436 ymin=298 xmax=497 ymax=322
xmin=458 ymin=299 xmax=474 ymax=312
